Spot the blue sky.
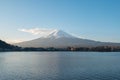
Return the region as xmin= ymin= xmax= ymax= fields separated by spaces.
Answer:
xmin=0 ymin=0 xmax=120 ymax=43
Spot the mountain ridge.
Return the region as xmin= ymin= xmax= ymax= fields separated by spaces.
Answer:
xmin=0 ymin=40 xmax=20 ymax=51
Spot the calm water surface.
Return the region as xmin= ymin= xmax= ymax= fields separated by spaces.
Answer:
xmin=0 ymin=52 xmax=120 ymax=80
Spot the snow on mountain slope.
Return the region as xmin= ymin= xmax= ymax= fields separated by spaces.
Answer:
xmin=42 ymin=29 xmax=75 ymax=38
xmin=15 ymin=30 xmax=120 ymax=48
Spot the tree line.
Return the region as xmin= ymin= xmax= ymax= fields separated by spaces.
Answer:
xmin=0 ymin=40 xmax=120 ymax=52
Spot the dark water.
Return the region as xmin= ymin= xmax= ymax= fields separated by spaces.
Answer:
xmin=0 ymin=52 xmax=120 ymax=80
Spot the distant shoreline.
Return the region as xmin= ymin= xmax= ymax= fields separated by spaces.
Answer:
xmin=1 ymin=39 xmax=120 ymax=52
xmin=0 ymin=50 xmax=120 ymax=52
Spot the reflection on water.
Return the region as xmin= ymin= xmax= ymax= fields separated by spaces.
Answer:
xmin=0 ymin=52 xmax=120 ymax=80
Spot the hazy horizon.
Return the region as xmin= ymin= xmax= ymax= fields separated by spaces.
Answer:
xmin=0 ymin=0 xmax=120 ymax=43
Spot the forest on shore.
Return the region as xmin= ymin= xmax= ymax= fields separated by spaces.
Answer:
xmin=0 ymin=40 xmax=120 ymax=52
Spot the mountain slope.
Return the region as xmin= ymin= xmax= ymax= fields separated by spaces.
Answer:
xmin=0 ymin=40 xmax=20 ymax=50
xmin=15 ymin=30 xmax=120 ymax=48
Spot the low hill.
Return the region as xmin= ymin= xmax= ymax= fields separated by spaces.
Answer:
xmin=0 ymin=40 xmax=20 ymax=51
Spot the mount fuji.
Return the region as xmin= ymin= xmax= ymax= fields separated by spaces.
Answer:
xmin=15 ymin=30 xmax=120 ymax=48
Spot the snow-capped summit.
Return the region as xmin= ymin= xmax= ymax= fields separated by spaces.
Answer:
xmin=44 ymin=29 xmax=75 ymax=38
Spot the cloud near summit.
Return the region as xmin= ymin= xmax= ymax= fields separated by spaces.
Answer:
xmin=18 ymin=28 xmax=55 ymax=36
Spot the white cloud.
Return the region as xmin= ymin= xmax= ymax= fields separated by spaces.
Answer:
xmin=18 ymin=28 xmax=55 ymax=36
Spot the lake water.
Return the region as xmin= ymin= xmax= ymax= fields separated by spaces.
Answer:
xmin=0 ymin=52 xmax=120 ymax=80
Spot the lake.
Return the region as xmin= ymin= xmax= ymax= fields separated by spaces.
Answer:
xmin=0 ymin=52 xmax=120 ymax=80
